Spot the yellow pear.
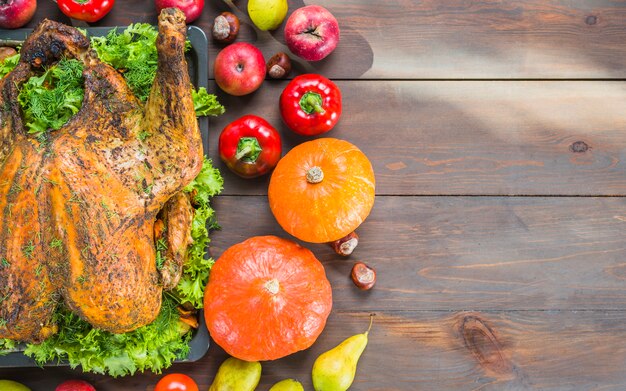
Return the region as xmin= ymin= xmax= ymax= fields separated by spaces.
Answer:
xmin=0 ymin=380 xmax=31 ymax=391
xmin=248 ymin=0 xmax=288 ymax=31
xmin=312 ymin=316 xmax=373 ymax=391
xmin=269 ymin=379 xmax=304 ymax=391
xmin=209 ymin=357 xmax=261 ymax=391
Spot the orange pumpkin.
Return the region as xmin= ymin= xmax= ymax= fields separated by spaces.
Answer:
xmin=203 ymin=236 xmax=333 ymax=361
xmin=268 ymin=138 xmax=375 ymax=243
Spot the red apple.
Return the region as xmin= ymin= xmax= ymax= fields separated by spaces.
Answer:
xmin=214 ymin=42 xmax=265 ymax=96
xmin=284 ymin=5 xmax=339 ymax=62
xmin=55 ymin=380 xmax=96 ymax=391
xmin=0 ymin=0 xmax=37 ymax=29
xmin=155 ymin=0 xmax=204 ymax=23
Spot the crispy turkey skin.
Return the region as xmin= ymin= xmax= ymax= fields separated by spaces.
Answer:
xmin=0 ymin=9 xmax=202 ymax=342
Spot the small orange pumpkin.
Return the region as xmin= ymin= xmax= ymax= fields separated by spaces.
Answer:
xmin=268 ymin=138 xmax=375 ymax=243
xmin=204 ymin=236 xmax=332 ymax=361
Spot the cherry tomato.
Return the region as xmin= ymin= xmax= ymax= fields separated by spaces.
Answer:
xmin=155 ymin=374 xmax=199 ymax=391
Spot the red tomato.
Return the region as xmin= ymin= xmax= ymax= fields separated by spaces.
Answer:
xmin=155 ymin=374 xmax=199 ymax=391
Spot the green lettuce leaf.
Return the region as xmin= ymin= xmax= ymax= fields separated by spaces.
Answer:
xmin=177 ymin=158 xmax=224 ymax=308
xmin=91 ymin=23 xmax=158 ymax=102
xmin=193 ymin=87 xmax=225 ymax=117
xmin=23 ymin=297 xmax=191 ymax=377
xmin=0 ymin=53 xmax=19 ymax=79
xmin=0 ymin=338 xmax=17 ymax=356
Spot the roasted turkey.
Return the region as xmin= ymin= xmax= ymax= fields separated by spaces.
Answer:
xmin=0 ymin=9 xmax=202 ymax=342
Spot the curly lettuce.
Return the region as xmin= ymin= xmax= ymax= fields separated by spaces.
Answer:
xmin=91 ymin=23 xmax=159 ymax=102
xmin=23 ymin=298 xmax=191 ymax=377
xmin=0 ymin=338 xmax=17 ymax=357
xmin=178 ymin=158 xmax=224 ymax=308
xmin=0 ymin=53 xmax=18 ymax=79
xmin=193 ymin=87 xmax=225 ymax=117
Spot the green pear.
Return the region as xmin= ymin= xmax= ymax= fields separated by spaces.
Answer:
xmin=248 ymin=0 xmax=288 ymax=31
xmin=0 ymin=380 xmax=31 ymax=391
xmin=312 ymin=317 xmax=373 ymax=391
xmin=269 ymin=379 xmax=304 ymax=391
xmin=209 ymin=357 xmax=261 ymax=391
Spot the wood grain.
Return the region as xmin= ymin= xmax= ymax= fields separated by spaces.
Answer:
xmin=4 ymin=310 xmax=626 ymax=390
xmin=207 ymin=80 xmax=626 ymax=196
xmin=29 ymin=0 xmax=626 ymax=79
xmin=208 ymin=196 xmax=626 ymax=311
xmin=203 ymin=0 xmax=626 ymax=80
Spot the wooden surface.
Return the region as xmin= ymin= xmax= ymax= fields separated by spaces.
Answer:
xmin=2 ymin=0 xmax=626 ymax=390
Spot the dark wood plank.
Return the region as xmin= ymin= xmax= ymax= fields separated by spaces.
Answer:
xmin=203 ymin=0 xmax=626 ymax=80
xmin=29 ymin=0 xmax=626 ymax=79
xmin=207 ymin=80 xmax=626 ymax=196
xmin=208 ymin=195 xmax=626 ymax=311
xmin=4 ymin=310 xmax=626 ymax=390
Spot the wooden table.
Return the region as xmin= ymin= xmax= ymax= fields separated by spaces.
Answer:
xmin=3 ymin=0 xmax=626 ymax=389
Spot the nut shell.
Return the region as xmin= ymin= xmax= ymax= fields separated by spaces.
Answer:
xmin=212 ymin=12 xmax=240 ymax=43
xmin=266 ymin=52 xmax=292 ymax=79
xmin=351 ymin=262 xmax=376 ymax=290
xmin=331 ymin=231 xmax=359 ymax=256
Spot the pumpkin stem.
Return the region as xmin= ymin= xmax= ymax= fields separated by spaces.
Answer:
xmin=306 ymin=166 xmax=324 ymax=184
xmin=235 ymin=137 xmax=262 ymax=163
xmin=264 ymin=278 xmax=280 ymax=295
xmin=300 ymin=91 xmax=326 ymax=115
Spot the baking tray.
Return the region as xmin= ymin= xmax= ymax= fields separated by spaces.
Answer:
xmin=0 ymin=25 xmax=211 ymax=367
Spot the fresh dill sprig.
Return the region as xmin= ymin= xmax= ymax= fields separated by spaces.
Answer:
xmin=17 ymin=58 xmax=84 ymax=137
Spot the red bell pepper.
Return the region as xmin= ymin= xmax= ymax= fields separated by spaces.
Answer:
xmin=57 ymin=0 xmax=115 ymax=23
xmin=219 ymin=115 xmax=282 ymax=178
xmin=280 ymin=73 xmax=342 ymax=136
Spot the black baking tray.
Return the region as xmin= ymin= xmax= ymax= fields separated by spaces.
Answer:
xmin=0 ymin=25 xmax=211 ymax=367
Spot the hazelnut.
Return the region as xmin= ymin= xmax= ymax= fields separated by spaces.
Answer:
xmin=212 ymin=12 xmax=240 ymax=43
xmin=330 ymin=231 xmax=359 ymax=256
xmin=351 ymin=262 xmax=376 ymax=290
xmin=266 ymin=52 xmax=292 ymax=79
